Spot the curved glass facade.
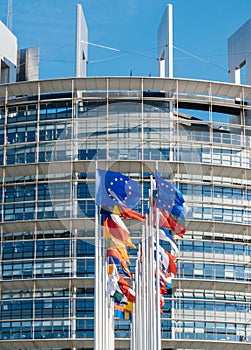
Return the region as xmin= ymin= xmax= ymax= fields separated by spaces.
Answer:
xmin=0 ymin=77 xmax=251 ymax=349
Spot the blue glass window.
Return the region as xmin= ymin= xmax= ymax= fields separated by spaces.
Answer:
xmin=76 ymin=298 xmax=94 ymax=317
xmin=38 ymin=183 xmax=70 ymax=200
xmin=77 ymin=183 xmax=94 ymax=198
xmin=40 ymin=102 xmax=72 ymax=120
xmin=7 ymin=125 xmax=36 ymax=144
xmin=2 ymin=261 xmax=33 ymax=279
xmin=6 ymin=145 xmax=36 ymax=165
xmin=35 ymin=299 xmax=69 ymax=318
xmin=5 ymin=185 xmax=35 ymax=203
xmin=1 ymin=300 xmax=32 ymax=319
xmin=2 ymin=241 xmax=34 ymax=260
xmin=4 ymin=203 xmax=35 ymax=221
xmin=78 ymin=200 xmax=95 ymax=218
xmin=35 ymin=259 xmax=70 ymax=277
xmin=77 ymin=240 xmax=95 ymax=256
xmin=36 ymin=240 xmax=70 ymax=258
xmin=77 ymin=259 xmax=95 ymax=277
xmin=76 ymin=319 xmax=94 ymax=338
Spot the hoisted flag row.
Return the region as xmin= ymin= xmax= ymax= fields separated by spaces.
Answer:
xmin=95 ymin=169 xmax=187 ymax=319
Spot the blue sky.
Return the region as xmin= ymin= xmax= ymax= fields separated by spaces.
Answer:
xmin=1 ymin=0 xmax=251 ymax=82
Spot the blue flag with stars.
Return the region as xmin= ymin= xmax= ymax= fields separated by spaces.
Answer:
xmin=96 ymin=169 xmax=141 ymax=209
xmin=155 ymin=175 xmax=185 ymax=211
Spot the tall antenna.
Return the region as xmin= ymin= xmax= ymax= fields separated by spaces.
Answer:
xmin=7 ymin=0 xmax=13 ymax=31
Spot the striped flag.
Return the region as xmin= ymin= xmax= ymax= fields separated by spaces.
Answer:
xmin=102 ymin=213 xmax=136 ymax=248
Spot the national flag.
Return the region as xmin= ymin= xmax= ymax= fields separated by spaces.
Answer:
xmin=124 ymin=311 xmax=132 ymax=321
xmin=159 ymin=227 xmax=179 ymax=253
xmin=102 ymin=213 xmax=129 ymax=242
xmin=101 ymin=205 xmax=146 ymax=221
xmin=153 ymin=201 xmax=186 ymax=236
xmin=118 ymin=275 xmax=136 ymax=303
xmin=159 ymin=208 xmax=186 ymax=237
xmin=155 ymin=242 xmax=177 ymax=275
xmin=107 ymin=260 xmax=128 ymax=302
xmin=114 ymin=302 xmax=125 ymax=319
xmin=124 ymin=301 xmax=133 ymax=313
xmin=109 ymin=239 xmax=130 ymax=263
xmin=107 ymin=262 xmax=119 ymax=296
xmin=112 ymin=289 xmax=127 ymax=303
xmin=114 ymin=302 xmax=132 ymax=321
xmin=120 ymin=259 xmax=133 ymax=279
xmin=107 ymin=256 xmax=133 ymax=279
xmin=159 ymin=268 xmax=172 ymax=290
xmin=165 ymin=251 xmax=177 ymax=275
xmin=160 ymin=295 xmax=165 ymax=314
xmin=104 ymin=227 xmax=136 ymax=249
xmin=102 ymin=213 xmax=136 ymax=248
xmin=155 ymin=243 xmax=169 ymax=274
xmin=107 ymin=260 xmax=116 ymax=275
xmin=96 ymin=169 xmax=141 ymax=208
xmin=107 ymin=248 xmax=123 ymax=263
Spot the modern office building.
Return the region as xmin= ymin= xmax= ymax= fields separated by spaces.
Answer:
xmin=1 ymin=5 xmax=251 ymax=350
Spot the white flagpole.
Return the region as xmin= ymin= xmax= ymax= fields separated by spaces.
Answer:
xmin=131 ymin=263 xmax=137 ymax=350
xmin=150 ymin=226 xmax=156 ymax=350
xmin=156 ymin=209 xmax=162 ymax=350
xmin=142 ymin=225 xmax=147 ymax=350
xmin=107 ymin=295 xmax=114 ymax=350
xmin=94 ymin=195 xmax=102 ymax=350
xmin=149 ymin=175 xmax=156 ymax=350
xmin=134 ymin=250 xmax=138 ymax=350
xmin=146 ymin=216 xmax=152 ymax=350
xmin=141 ymin=224 xmax=149 ymax=350
xmin=134 ymin=245 xmax=140 ymax=350
xmin=138 ymin=242 xmax=144 ymax=350
xmin=103 ymin=249 xmax=109 ymax=350
xmin=95 ymin=167 xmax=110 ymax=350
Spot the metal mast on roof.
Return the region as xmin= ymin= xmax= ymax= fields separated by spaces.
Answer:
xmin=158 ymin=4 xmax=173 ymax=78
xmin=7 ymin=0 xmax=13 ymax=31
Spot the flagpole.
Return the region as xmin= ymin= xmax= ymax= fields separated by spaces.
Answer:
xmin=103 ymin=248 xmax=109 ymax=350
xmin=94 ymin=197 xmax=102 ymax=350
xmin=107 ymin=295 xmax=114 ymax=350
xmin=133 ymin=244 xmax=142 ymax=350
xmin=150 ymin=221 xmax=156 ymax=350
xmin=95 ymin=167 xmax=107 ymax=350
xmin=156 ymin=208 xmax=161 ymax=350
xmin=149 ymin=175 xmax=156 ymax=350
xmin=138 ymin=242 xmax=142 ymax=350
xmin=134 ymin=244 xmax=138 ymax=350
xmin=141 ymin=224 xmax=149 ymax=350
xmin=142 ymin=225 xmax=147 ymax=350
xmin=130 ymin=273 xmax=135 ymax=350
xmin=146 ymin=217 xmax=152 ymax=350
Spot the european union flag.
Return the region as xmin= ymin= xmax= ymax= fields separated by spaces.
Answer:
xmin=155 ymin=175 xmax=185 ymax=211
xmin=96 ymin=169 xmax=141 ymax=209
xmin=155 ymin=175 xmax=186 ymax=235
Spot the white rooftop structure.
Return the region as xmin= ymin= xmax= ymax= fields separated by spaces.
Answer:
xmin=228 ymin=18 xmax=251 ymax=85
xmin=0 ymin=20 xmax=17 ymax=83
xmin=157 ymin=4 xmax=173 ymax=78
xmin=75 ymin=3 xmax=88 ymax=77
